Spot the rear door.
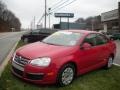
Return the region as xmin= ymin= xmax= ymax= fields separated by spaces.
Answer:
xmin=78 ymin=33 xmax=110 ymax=74
xmin=95 ymin=34 xmax=110 ymax=63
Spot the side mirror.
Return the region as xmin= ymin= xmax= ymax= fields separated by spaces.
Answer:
xmin=81 ymin=43 xmax=92 ymax=50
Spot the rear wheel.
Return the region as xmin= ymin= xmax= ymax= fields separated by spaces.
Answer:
xmin=57 ymin=64 xmax=75 ymax=86
xmin=105 ymin=56 xmax=113 ymax=69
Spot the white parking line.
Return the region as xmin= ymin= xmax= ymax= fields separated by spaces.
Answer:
xmin=113 ymin=63 xmax=120 ymax=67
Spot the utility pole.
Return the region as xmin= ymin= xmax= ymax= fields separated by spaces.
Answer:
xmin=45 ymin=0 xmax=47 ymax=29
xmin=60 ymin=17 xmax=61 ymax=29
xmin=48 ymin=8 xmax=51 ymax=29
xmin=67 ymin=17 xmax=69 ymax=30
xmin=34 ymin=16 xmax=35 ymax=29
xmin=30 ymin=21 xmax=32 ymax=30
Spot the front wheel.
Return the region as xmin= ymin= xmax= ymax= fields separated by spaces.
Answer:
xmin=57 ymin=64 xmax=75 ymax=86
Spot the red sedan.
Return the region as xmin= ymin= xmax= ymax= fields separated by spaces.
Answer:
xmin=11 ymin=30 xmax=116 ymax=86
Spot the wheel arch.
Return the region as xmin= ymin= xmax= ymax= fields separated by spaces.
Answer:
xmin=110 ymin=53 xmax=115 ymax=60
xmin=56 ymin=60 xmax=78 ymax=86
xmin=58 ymin=61 xmax=78 ymax=77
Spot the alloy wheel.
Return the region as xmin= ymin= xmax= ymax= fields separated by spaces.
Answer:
xmin=61 ymin=67 xmax=74 ymax=85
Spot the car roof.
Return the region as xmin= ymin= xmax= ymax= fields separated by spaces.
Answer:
xmin=63 ymin=30 xmax=99 ymax=35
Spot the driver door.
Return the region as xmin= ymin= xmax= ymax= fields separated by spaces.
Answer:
xmin=78 ymin=33 xmax=101 ymax=74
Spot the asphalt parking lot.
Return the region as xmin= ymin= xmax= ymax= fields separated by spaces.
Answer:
xmin=114 ymin=40 xmax=120 ymax=65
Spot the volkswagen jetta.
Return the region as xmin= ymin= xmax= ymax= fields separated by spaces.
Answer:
xmin=11 ymin=30 xmax=116 ymax=86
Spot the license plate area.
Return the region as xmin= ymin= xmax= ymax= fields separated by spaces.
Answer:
xmin=12 ymin=61 xmax=24 ymax=71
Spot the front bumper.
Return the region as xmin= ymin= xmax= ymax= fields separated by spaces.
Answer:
xmin=11 ymin=60 xmax=58 ymax=84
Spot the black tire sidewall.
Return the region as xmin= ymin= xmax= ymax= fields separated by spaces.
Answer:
xmin=57 ymin=64 xmax=75 ymax=86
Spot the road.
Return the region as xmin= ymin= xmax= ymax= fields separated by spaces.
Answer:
xmin=0 ymin=31 xmax=26 ymax=64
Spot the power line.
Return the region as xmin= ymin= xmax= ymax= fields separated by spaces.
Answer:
xmin=50 ymin=0 xmax=69 ymax=11
xmin=50 ymin=0 xmax=64 ymax=9
xmin=37 ymin=0 xmax=77 ymax=28
xmin=51 ymin=0 xmax=77 ymax=13
xmin=47 ymin=0 xmax=77 ymax=29
xmin=37 ymin=13 xmax=45 ymax=25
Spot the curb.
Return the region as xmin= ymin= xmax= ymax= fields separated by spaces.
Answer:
xmin=113 ymin=63 xmax=120 ymax=67
xmin=0 ymin=41 xmax=19 ymax=77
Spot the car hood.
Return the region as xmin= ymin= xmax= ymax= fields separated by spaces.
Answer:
xmin=16 ymin=42 xmax=76 ymax=60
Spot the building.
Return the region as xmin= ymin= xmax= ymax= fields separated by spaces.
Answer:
xmin=53 ymin=22 xmax=86 ymax=30
xmin=101 ymin=9 xmax=119 ymax=33
xmin=75 ymin=16 xmax=102 ymax=31
xmin=101 ymin=2 xmax=120 ymax=34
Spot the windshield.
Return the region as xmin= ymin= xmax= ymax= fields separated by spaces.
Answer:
xmin=42 ymin=31 xmax=83 ymax=46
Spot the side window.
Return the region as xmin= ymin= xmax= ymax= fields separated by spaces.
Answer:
xmin=96 ymin=34 xmax=108 ymax=45
xmin=83 ymin=34 xmax=96 ymax=46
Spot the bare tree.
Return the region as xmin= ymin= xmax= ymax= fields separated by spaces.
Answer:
xmin=0 ymin=1 xmax=6 ymax=18
xmin=0 ymin=1 xmax=21 ymax=32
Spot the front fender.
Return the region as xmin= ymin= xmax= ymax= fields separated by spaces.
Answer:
xmin=52 ymin=54 xmax=78 ymax=71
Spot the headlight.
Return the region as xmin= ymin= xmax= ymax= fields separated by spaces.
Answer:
xmin=30 ymin=57 xmax=51 ymax=67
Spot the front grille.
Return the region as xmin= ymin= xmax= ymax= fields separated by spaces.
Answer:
xmin=14 ymin=55 xmax=29 ymax=66
xmin=26 ymin=73 xmax=44 ymax=80
xmin=12 ymin=66 xmax=23 ymax=76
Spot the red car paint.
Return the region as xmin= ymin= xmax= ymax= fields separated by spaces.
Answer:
xmin=11 ymin=30 xmax=116 ymax=85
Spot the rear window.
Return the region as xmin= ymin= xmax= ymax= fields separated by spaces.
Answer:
xmin=31 ymin=30 xmax=40 ymax=34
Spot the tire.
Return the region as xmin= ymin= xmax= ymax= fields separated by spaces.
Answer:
xmin=57 ymin=64 xmax=75 ymax=86
xmin=105 ymin=56 xmax=113 ymax=69
xmin=23 ymin=38 xmax=28 ymax=43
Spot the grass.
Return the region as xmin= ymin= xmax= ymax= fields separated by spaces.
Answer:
xmin=0 ymin=41 xmax=120 ymax=90
xmin=15 ymin=40 xmax=26 ymax=49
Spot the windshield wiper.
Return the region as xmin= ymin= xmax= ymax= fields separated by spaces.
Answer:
xmin=41 ymin=41 xmax=55 ymax=45
xmin=41 ymin=41 xmax=63 ymax=46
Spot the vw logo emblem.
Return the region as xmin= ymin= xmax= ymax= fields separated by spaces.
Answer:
xmin=19 ymin=56 xmax=22 ymax=60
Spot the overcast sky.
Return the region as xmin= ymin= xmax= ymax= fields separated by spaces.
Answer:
xmin=2 ymin=0 xmax=120 ymax=28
